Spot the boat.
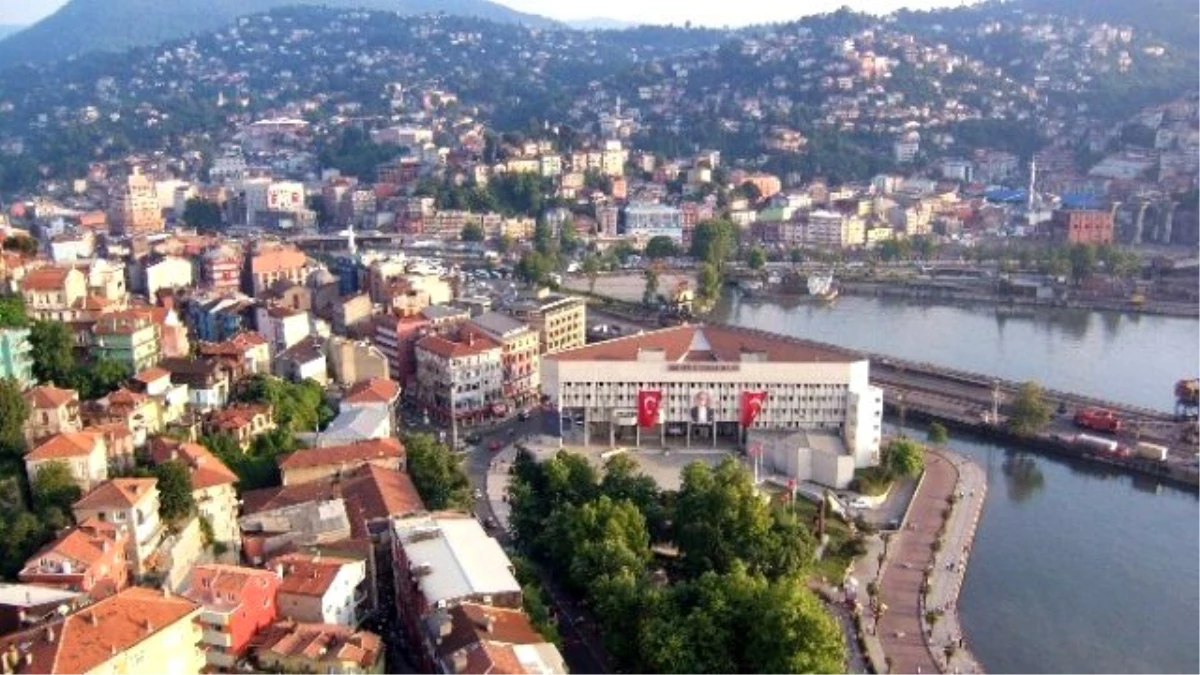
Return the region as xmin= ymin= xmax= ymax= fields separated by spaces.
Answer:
xmin=807 ymin=272 xmax=838 ymax=302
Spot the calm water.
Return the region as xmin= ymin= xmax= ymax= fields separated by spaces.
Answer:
xmin=714 ymin=295 xmax=1200 ymax=674
xmin=713 ymin=294 xmax=1200 ymax=411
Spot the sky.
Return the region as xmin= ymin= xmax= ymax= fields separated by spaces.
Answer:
xmin=0 ymin=0 xmax=977 ymax=27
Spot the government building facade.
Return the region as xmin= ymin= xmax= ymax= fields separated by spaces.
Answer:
xmin=542 ymin=324 xmax=884 ymax=485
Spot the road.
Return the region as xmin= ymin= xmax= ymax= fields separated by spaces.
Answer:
xmin=407 ymin=404 xmax=612 ymax=674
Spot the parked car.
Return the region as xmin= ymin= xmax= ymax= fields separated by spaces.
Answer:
xmin=518 ymin=409 xmax=530 ymax=421
xmin=488 ymin=439 xmax=504 ymax=452
xmin=465 ymin=432 xmax=482 ymax=444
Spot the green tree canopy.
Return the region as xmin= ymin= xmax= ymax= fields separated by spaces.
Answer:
xmin=674 ymin=458 xmax=813 ymax=580
xmin=236 ymin=375 xmax=333 ymax=433
xmin=181 ymin=197 xmax=223 ymax=232
xmin=884 ymin=438 xmax=925 ymax=477
xmin=690 ymin=219 xmax=738 ymax=269
xmin=0 ymin=295 xmax=28 ymax=328
xmin=516 ymin=251 xmax=554 ymax=286
xmin=747 ymin=247 xmax=767 ymax=270
xmin=645 ymin=235 xmax=681 ymax=260
xmin=403 ymin=432 xmax=471 ymax=510
xmin=1009 ymin=381 xmax=1052 ymax=435
xmin=31 ymin=461 xmax=81 ymax=514
xmin=0 ymin=378 xmax=29 ymax=460
xmin=543 ymin=495 xmax=651 ymax=593
xmin=29 ymin=320 xmax=75 ymax=386
xmin=696 ymin=262 xmax=722 ymax=304
xmin=153 ymin=460 xmax=196 ymax=523
xmin=927 ymin=421 xmax=949 ymax=444
xmin=582 ymin=253 xmax=602 ymax=293
xmin=643 ymin=268 xmax=660 ymax=306
xmin=461 ymin=222 xmax=485 ymax=242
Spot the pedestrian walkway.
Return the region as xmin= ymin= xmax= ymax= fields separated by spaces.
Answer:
xmin=870 ymin=448 xmax=988 ymax=674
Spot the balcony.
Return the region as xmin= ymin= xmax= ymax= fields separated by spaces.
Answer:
xmin=206 ymin=648 xmax=236 ymax=668
xmin=202 ymin=629 xmax=234 ymax=648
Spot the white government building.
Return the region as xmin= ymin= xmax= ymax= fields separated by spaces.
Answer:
xmin=541 ymin=323 xmax=884 ymax=488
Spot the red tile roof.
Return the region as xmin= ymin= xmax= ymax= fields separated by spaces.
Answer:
xmin=416 ymin=332 xmax=501 ymax=359
xmin=342 ymin=378 xmax=400 ymax=406
xmin=132 ymin=366 xmax=170 ymax=384
xmin=21 ymin=266 xmax=74 ymax=291
xmin=25 ymin=385 xmax=79 ymax=409
xmin=26 ymin=431 xmax=102 ymax=461
xmin=24 ymin=521 xmax=127 ymax=572
xmin=544 ymin=323 xmax=859 ymax=364
xmin=147 ymin=438 xmax=238 ymax=490
xmin=251 ymin=248 xmax=307 ymax=274
xmin=277 ymin=438 xmax=404 ymax=472
xmin=0 ymin=587 xmax=199 ymax=674
xmin=242 ymin=464 xmax=424 ymax=530
xmin=184 ymin=563 xmax=279 ymax=608
xmin=73 ymin=478 xmax=157 ymax=511
xmin=253 ymin=620 xmax=382 ymax=669
xmin=270 ymin=553 xmax=359 ymax=598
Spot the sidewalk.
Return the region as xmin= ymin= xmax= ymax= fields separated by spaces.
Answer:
xmin=871 ymin=448 xmax=988 ymax=674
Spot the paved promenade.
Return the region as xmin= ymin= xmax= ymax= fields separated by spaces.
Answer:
xmin=866 ymin=448 xmax=986 ymax=674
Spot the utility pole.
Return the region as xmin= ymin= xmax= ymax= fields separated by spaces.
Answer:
xmin=897 ymin=391 xmax=907 ymax=438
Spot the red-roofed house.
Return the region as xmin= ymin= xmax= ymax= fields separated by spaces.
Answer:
xmin=184 ymin=564 xmax=281 ymax=670
xmin=22 ymin=385 xmax=82 ymax=445
xmin=251 ymin=619 xmax=384 ymax=674
xmin=72 ymin=478 xmax=164 ymax=575
xmin=0 ymin=587 xmax=205 ymax=674
xmin=18 ymin=519 xmax=131 ymax=599
xmin=148 ymin=438 xmax=241 ymax=557
xmin=24 ymin=431 xmax=110 ymax=493
xmin=341 ymin=377 xmax=401 ymax=436
xmin=277 ymin=438 xmax=405 ymax=486
xmin=130 ymin=366 xmax=189 ymax=424
xmin=424 ymin=603 xmax=567 ymax=674
xmin=270 ymin=553 xmax=368 ymax=627
xmin=86 ymin=387 xmax=162 ymax=447
xmin=415 ymin=331 xmax=503 ymax=425
xmin=249 ymin=246 xmax=308 ymax=296
xmin=20 ymin=265 xmax=87 ymax=321
xmin=204 ymin=402 xmax=276 ymax=449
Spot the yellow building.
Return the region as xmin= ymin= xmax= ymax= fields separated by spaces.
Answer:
xmin=0 ymin=587 xmax=204 ymax=674
xmin=508 ymin=291 xmax=586 ymax=355
xmin=109 ymin=167 xmax=165 ymax=236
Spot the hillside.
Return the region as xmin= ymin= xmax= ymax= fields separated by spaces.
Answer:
xmin=0 ymin=0 xmax=558 ymax=66
xmin=0 ymin=25 xmax=23 ymax=40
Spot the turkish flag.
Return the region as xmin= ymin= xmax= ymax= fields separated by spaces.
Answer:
xmin=637 ymin=390 xmax=662 ymax=428
xmin=741 ymin=391 xmax=768 ymax=427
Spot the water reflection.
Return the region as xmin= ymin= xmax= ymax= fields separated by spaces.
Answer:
xmin=1000 ymin=452 xmax=1046 ymax=504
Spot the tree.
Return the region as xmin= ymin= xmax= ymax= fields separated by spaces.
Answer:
xmin=31 ymin=462 xmax=81 ymax=514
xmin=236 ymin=375 xmax=333 ymax=433
xmin=69 ymin=359 xmax=129 ymax=400
xmin=582 ymin=253 xmax=601 ymax=294
xmin=0 ymin=295 xmax=28 ymax=328
xmin=884 ymin=438 xmax=925 ymax=478
xmin=1 ymin=236 xmax=38 ymax=257
xmin=601 ymin=454 xmax=667 ymax=539
xmin=674 ymin=458 xmax=813 ymax=580
xmin=403 ymin=432 xmax=471 ymax=510
xmin=0 ymin=378 xmax=29 ymax=460
xmin=497 ymin=234 xmax=516 ymax=254
xmin=747 ymin=247 xmax=766 ymax=270
xmin=642 ymin=268 xmax=660 ymax=306
xmin=461 ymin=222 xmax=485 ymax=242
xmin=746 ymin=572 xmax=845 ymax=673
xmin=154 ymin=460 xmax=196 ymax=523
xmin=559 ymin=223 xmax=581 ymax=256
xmin=29 ymin=320 xmax=75 ymax=385
xmin=542 ymin=496 xmax=651 ymax=593
xmin=645 ymin=236 xmax=680 ymax=260
xmin=697 ymin=262 xmax=722 ymax=303
xmin=690 ymin=219 xmax=738 ymax=269
xmin=1068 ymin=244 xmax=1098 ymax=283
xmin=927 ymin=421 xmax=949 ymax=444
xmin=516 ymin=251 xmax=553 ymax=286
xmin=1009 ymin=381 xmax=1051 ymax=435
xmin=181 ymin=197 xmax=223 ymax=232
xmin=533 ymin=219 xmax=555 ymax=257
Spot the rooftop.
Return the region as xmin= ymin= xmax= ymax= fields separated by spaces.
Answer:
xmin=467 ymin=311 xmax=531 ymax=341
xmin=242 ymin=464 xmax=425 ymax=533
xmin=270 ymin=553 xmax=360 ymax=598
xmin=394 ymin=514 xmax=520 ymax=607
xmin=416 ymin=332 xmax=501 ymax=359
xmin=544 ymin=323 xmax=859 ymax=364
xmin=24 ymin=385 xmax=78 ymax=409
xmin=277 ymin=437 xmax=404 ymax=472
xmin=0 ymin=587 xmax=199 ymax=674
xmin=72 ymin=478 xmax=157 ymax=511
xmin=252 ymin=619 xmax=382 ymax=669
xmin=342 ymin=377 xmax=401 ymax=406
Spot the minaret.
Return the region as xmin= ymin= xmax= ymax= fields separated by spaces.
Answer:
xmin=343 ymin=222 xmax=357 ymax=257
xmin=615 ymin=94 xmax=622 ymax=119
xmin=1027 ymin=159 xmax=1037 ymax=212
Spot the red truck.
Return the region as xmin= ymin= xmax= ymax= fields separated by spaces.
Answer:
xmin=1074 ymin=408 xmax=1123 ymax=433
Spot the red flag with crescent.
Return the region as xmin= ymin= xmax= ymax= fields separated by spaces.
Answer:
xmin=741 ymin=391 xmax=768 ymax=427
xmin=637 ymin=390 xmax=662 ymax=428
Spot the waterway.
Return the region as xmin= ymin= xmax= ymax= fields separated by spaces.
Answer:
xmin=712 ymin=294 xmax=1199 ymax=674
xmin=712 ymin=294 xmax=1200 ymax=411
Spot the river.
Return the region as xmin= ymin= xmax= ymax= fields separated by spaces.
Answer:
xmin=711 ymin=294 xmax=1200 ymax=674
xmin=712 ymin=294 xmax=1200 ymax=411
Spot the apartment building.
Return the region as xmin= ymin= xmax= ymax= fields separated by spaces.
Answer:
xmin=507 ymin=292 xmax=586 ymax=355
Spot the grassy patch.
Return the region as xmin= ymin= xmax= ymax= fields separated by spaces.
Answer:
xmin=850 ymin=465 xmax=894 ymax=496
